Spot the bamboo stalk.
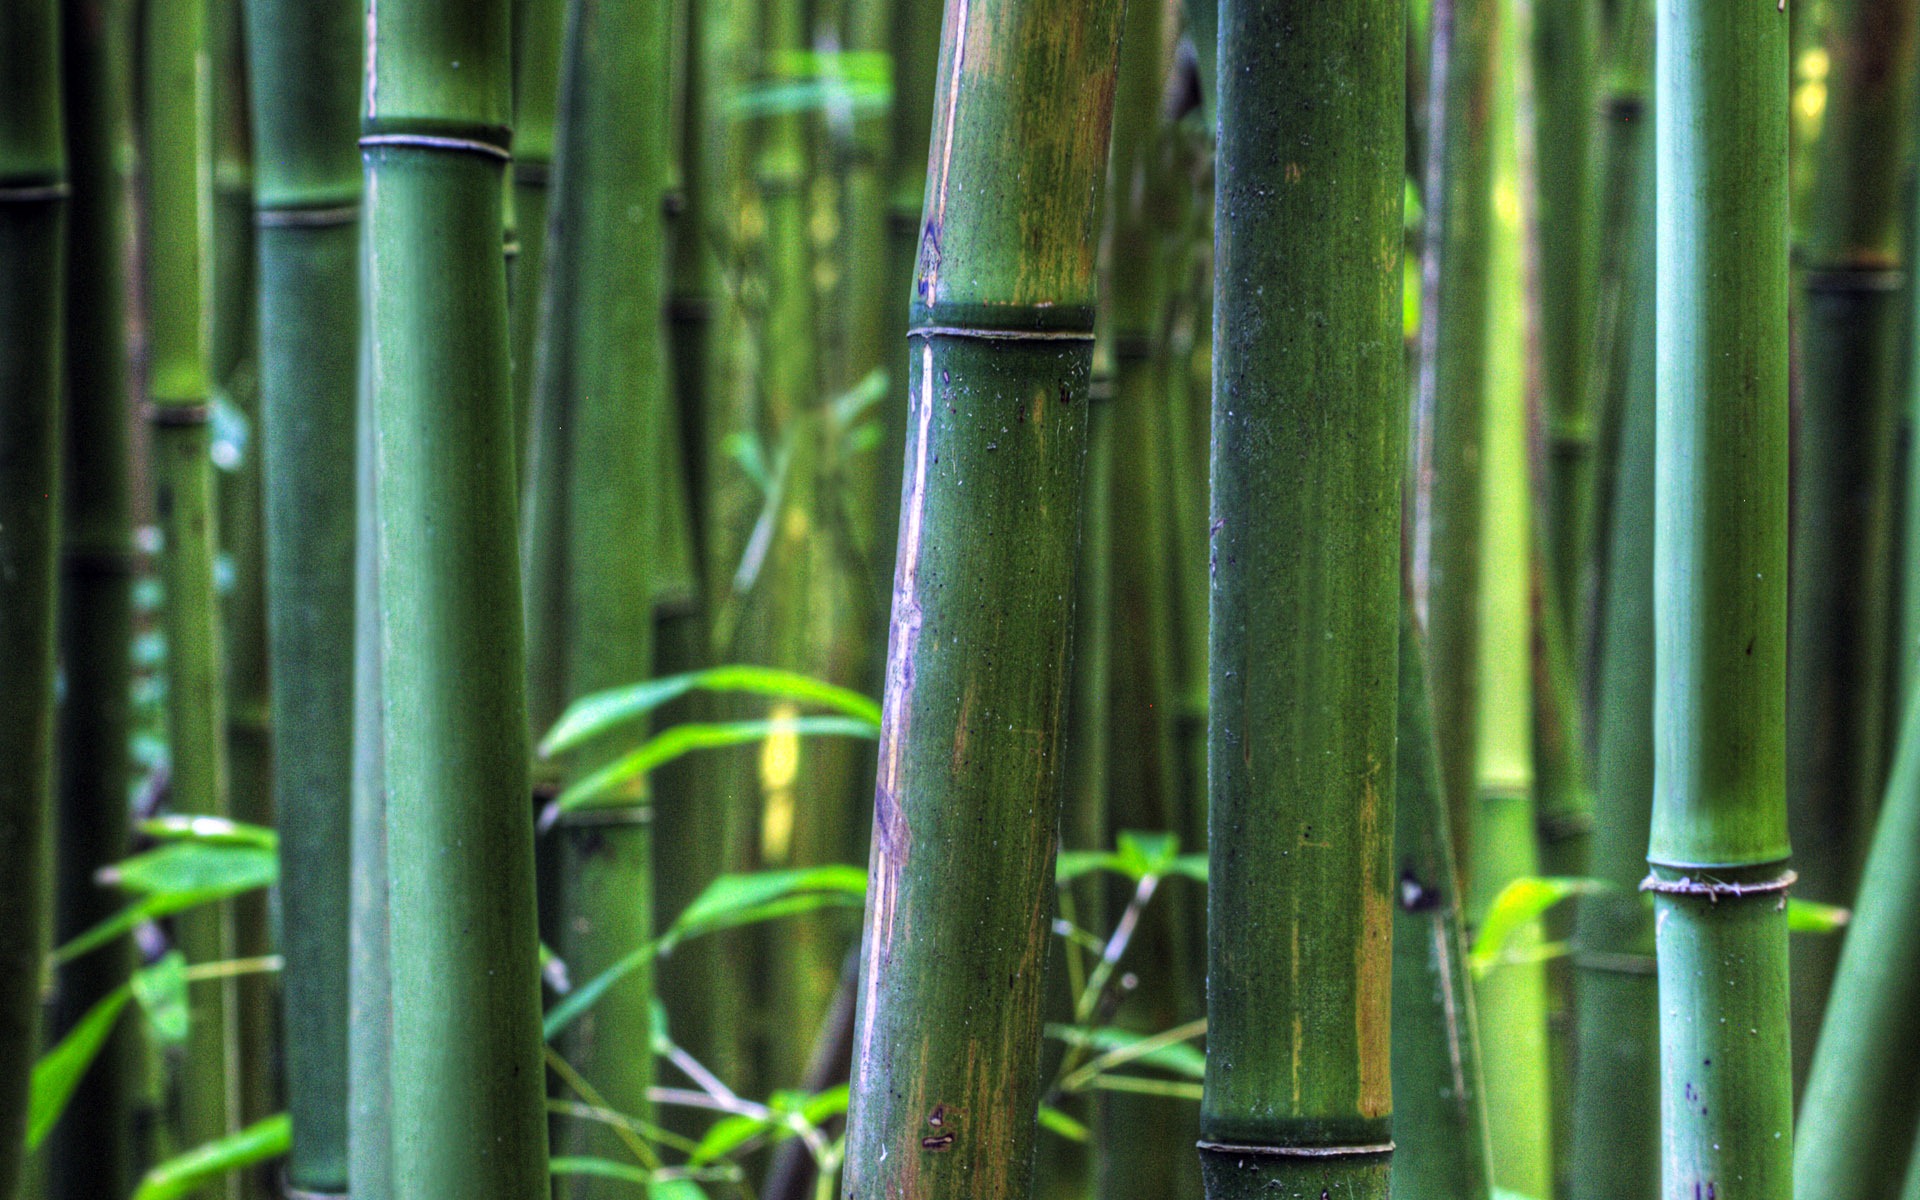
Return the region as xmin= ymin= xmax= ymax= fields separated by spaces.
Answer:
xmin=1567 ymin=98 xmax=1658 ymax=1200
xmin=839 ymin=0 xmax=1123 ymax=1187
xmin=363 ymin=4 xmax=549 ymax=1196
xmin=1649 ymin=0 xmax=1792 ymax=1196
xmin=239 ymin=0 xmax=362 ymax=1191
xmin=509 ymin=0 xmax=564 ymax=491
xmin=1389 ymin=605 xmax=1494 ymax=1200
xmin=142 ymin=0 xmax=237 ymax=1175
xmin=48 ymin=2 xmax=138 ymax=1194
xmin=0 ymin=0 xmax=66 ymax=1192
xmin=1785 ymin=0 xmax=1918 ymax=1097
xmin=1417 ymin=0 xmax=1498 ymax=878
xmin=1198 ymin=0 xmax=1403 ymax=1195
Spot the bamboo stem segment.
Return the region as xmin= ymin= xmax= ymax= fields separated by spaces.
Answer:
xmin=839 ymin=0 xmax=1123 ymax=1189
xmin=1198 ymin=0 xmax=1404 ymax=1195
xmin=1649 ymin=1 xmax=1792 ymax=1196
xmin=363 ymin=5 xmax=550 ymax=1198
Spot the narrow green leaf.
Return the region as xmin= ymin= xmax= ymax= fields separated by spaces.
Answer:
xmin=1468 ymin=876 xmax=1606 ymax=971
xmin=724 ymin=79 xmax=890 ymax=119
xmin=649 ymin=1180 xmax=711 ymax=1200
xmin=104 ymin=842 xmax=279 ymax=898
xmin=1167 ymin=853 xmax=1209 ymax=883
xmin=552 ymin=717 xmax=879 ymax=816
xmin=1053 ymin=851 xmax=1124 ymax=885
xmin=543 ymin=666 xmax=880 ymax=757
xmin=1044 ymin=1023 xmax=1208 ymax=1080
xmin=770 ymin=48 xmax=892 ymax=86
xmin=544 ymin=942 xmax=654 ymax=1043
xmin=1114 ymin=830 xmax=1180 ymax=879
xmin=130 ymin=951 xmax=190 ymax=1048
xmin=547 ymin=1157 xmax=655 ymax=1187
xmin=827 ymin=368 xmax=890 ymax=428
xmin=28 ymin=985 xmax=133 ymax=1149
xmin=665 ymin=866 xmax=867 ymax=946
xmin=132 ymin=1113 xmax=291 ymax=1200
xmin=138 ymin=814 xmax=278 ymax=850
xmin=1037 ymin=1105 xmax=1091 ymax=1143
xmin=1787 ymin=898 xmax=1850 ymax=934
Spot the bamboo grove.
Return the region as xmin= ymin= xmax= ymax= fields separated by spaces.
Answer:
xmin=15 ymin=0 xmax=1920 ymax=1196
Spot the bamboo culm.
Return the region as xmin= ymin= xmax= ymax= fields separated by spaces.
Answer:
xmin=1649 ymin=1 xmax=1793 ymax=1197
xmin=1199 ymin=0 xmax=1403 ymax=1196
xmin=0 ymin=0 xmax=66 ymax=1193
xmin=838 ymin=0 xmax=1124 ymax=1187
xmin=240 ymin=0 xmax=363 ymax=1190
xmin=363 ymin=4 xmax=550 ymax=1197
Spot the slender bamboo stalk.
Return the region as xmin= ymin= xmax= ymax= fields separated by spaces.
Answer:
xmin=50 ymin=2 xmax=138 ymax=1194
xmin=1649 ymin=1 xmax=1792 ymax=1196
xmin=142 ymin=0 xmax=236 ymax=1175
xmin=839 ymin=0 xmax=1123 ymax=1188
xmin=531 ymin=0 xmax=673 ymax=1189
xmin=0 ymin=0 xmax=66 ymax=1193
xmin=1785 ymin=0 xmax=1918 ymax=1097
xmin=1389 ymin=605 xmax=1494 ymax=1200
xmin=347 ymin=337 xmax=392 ymax=1200
xmin=363 ymin=4 xmax=549 ymax=1197
xmin=1198 ymin=0 xmax=1403 ymax=1195
xmin=1795 ymin=694 xmax=1920 ymax=1198
xmin=1567 ymin=105 xmax=1657 ymax=1200
xmin=1468 ymin=23 xmax=1552 ymax=1181
xmin=509 ymin=0 xmax=563 ymax=492
xmin=239 ymin=0 xmax=361 ymax=1191
xmin=1417 ymin=0 xmax=1498 ymax=878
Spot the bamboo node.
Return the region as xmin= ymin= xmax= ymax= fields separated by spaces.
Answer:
xmin=358 ymin=133 xmax=511 ymax=163
xmin=255 ymin=204 xmax=362 ymax=229
xmin=908 ymin=325 xmax=1096 ymax=343
xmin=0 ymin=182 xmax=71 ymax=202
xmin=1195 ymin=1140 xmax=1395 ymax=1160
xmin=1638 ymin=869 xmax=1797 ymax=902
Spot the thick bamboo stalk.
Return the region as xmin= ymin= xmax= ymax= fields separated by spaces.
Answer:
xmin=530 ymin=0 xmax=673 ymax=1189
xmin=1198 ymin=0 xmax=1403 ymax=1195
xmin=839 ymin=0 xmax=1123 ymax=1188
xmin=48 ymin=2 xmax=138 ymax=1195
xmin=0 ymin=0 xmax=66 ymax=1193
xmin=142 ymin=0 xmax=237 ymax=1175
xmin=1416 ymin=0 xmax=1498 ymax=878
xmin=1389 ymin=606 xmax=1494 ymax=1200
xmin=239 ymin=0 xmax=362 ymax=1191
xmin=1795 ymin=696 xmax=1920 ymax=1198
xmin=1567 ymin=108 xmax=1657 ymax=1200
xmin=362 ymin=5 xmax=549 ymax=1197
xmin=1649 ymin=1 xmax=1792 ymax=1196
xmin=1785 ymin=0 xmax=1917 ymax=1097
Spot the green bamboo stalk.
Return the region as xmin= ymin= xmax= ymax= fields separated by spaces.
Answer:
xmin=142 ymin=0 xmax=237 ymax=1176
xmin=509 ymin=0 xmax=563 ymax=493
xmin=1416 ymin=0 xmax=1497 ymax=879
xmin=1649 ymin=0 xmax=1792 ymax=1196
xmin=363 ymin=5 xmax=549 ymax=1197
xmin=209 ymin=12 xmax=278 ymax=1179
xmin=1785 ymin=0 xmax=1918 ymax=1098
xmin=1531 ymin=0 xmax=1599 ymax=637
xmin=49 ymin=3 xmax=138 ymax=1195
xmin=239 ymin=0 xmax=362 ymax=1191
xmin=347 ymin=337 xmax=392 ymax=1200
xmin=0 ymin=0 xmax=65 ymax=1193
xmin=530 ymin=0 xmax=673 ymax=1188
xmin=1198 ymin=0 xmax=1402 ymax=1194
xmin=1390 ymin=606 xmax=1494 ymax=1200
xmin=1795 ymin=693 xmax=1920 ymax=1198
xmin=838 ymin=0 xmax=1123 ymax=1188
xmin=1567 ymin=101 xmax=1657 ymax=1200
xmin=1468 ymin=22 xmax=1553 ymax=1182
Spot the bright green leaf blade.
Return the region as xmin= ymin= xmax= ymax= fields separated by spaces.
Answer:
xmin=1788 ymin=898 xmax=1850 ymax=934
xmin=553 ymin=717 xmax=879 ymax=816
xmin=131 ymin=951 xmax=190 ymax=1048
xmin=547 ymin=1157 xmax=655 ymax=1187
xmin=1053 ymin=851 xmax=1125 ymax=885
xmin=544 ymin=942 xmax=656 ymax=1043
xmin=691 ymin=1111 xmax=775 ymax=1165
xmin=52 ymin=888 xmax=240 ymax=966
xmin=1114 ymin=830 xmax=1180 ymax=879
xmin=28 ymin=985 xmax=133 ymax=1149
xmin=1038 ymin=1105 xmax=1091 ymax=1143
xmin=649 ymin=1181 xmax=711 ymax=1200
xmin=666 ymin=866 xmax=867 ymax=944
xmin=132 ymin=1113 xmax=291 ymax=1200
xmin=137 ymin=815 xmax=278 ymax=850
xmin=1044 ymin=1023 xmax=1208 ymax=1080
xmin=724 ymin=78 xmax=890 ymax=119
xmin=105 ymin=842 xmax=278 ymax=898
xmin=542 ymin=665 xmax=880 ymax=758
xmin=1167 ymin=853 xmax=1209 ymax=883
xmin=1469 ymin=876 xmax=1606 ymax=971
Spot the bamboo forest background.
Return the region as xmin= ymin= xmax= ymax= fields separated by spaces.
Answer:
xmin=6 ymin=0 xmax=1920 ymax=1197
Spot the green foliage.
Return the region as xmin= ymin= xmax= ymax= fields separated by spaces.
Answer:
xmin=541 ymin=664 xmax=881 ymax=756
xmin=1054 ymin=829 xmax=1207 ymax=885
xmin=131 ymin=1113 xmax=291 ymax=1200
xmin=54 ymin=841 xmax=277 ymax=964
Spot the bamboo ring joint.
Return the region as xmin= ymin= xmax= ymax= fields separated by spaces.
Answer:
xmin=256 ymin=203 xmax=361 ymax=229
xmin=359 ymin=133 xmax=511 ymax=163
xmin=1196 ymin=1140 xmax=1395 ymax=1160
xmin=1639 ymin=869 xmax=1797 ymax=901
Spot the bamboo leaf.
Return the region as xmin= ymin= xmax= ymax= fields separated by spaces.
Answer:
xmin=1469 ymin=876 xmax=1606 ymax=972
xmin=542 ymin=665 xmax=880 ymax=757
xmin=27 ymin=985 xmax=133 ymax=1149
xmin=102 ymin=842 xmax=279 ymax=897
xmin=130 ymin=951 xmax=190 ymax=1048
xmin=547 ymin=1157 xmax=656 ymax=1187
xmin=1787 ymin=898 xmax=1850 ymax=934
xmin=550 ymin=718 xmax=879 ymax=818
xmin=131 ymin=1113 xmax=291 ymax=1200
xmin=724 ymin=78 xmax=890 ymax=120
xmin=691 ymin=1085 xmax=848 ymax=1165
xmin=1053 ymin=851 xmax=1124 ymax=884
xmin=137 ymin=814 xmax=277 ymax=850
xmin=1037 ymin=1105 xmax=1090 ymax=1142
xmin=1044 ymin=1023 xmax=1208 ymax=1080
xmin=663 ymin=866 xmax=867 ymax=950
xmin=1114 ymin=830 xmax=1180 ymax=878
